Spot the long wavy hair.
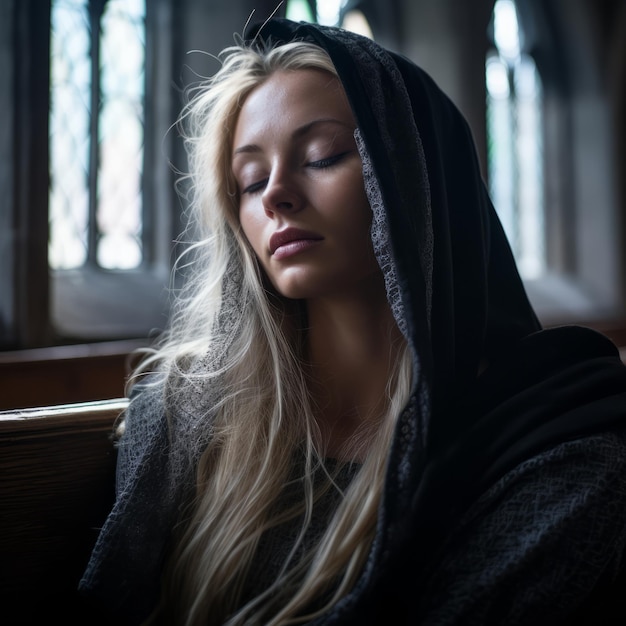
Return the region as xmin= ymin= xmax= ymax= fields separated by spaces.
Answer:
xmin=136 ymin=40 xmax=413 ymax=625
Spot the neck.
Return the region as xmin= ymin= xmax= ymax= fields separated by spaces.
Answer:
xmin=305 ymin=277 xmax=404 ymax=460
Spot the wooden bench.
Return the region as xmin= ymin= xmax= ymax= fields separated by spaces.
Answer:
xmin=0 ymin=399 xmax=128 ymax=625
xmin=0 ymin=339 xmax=145 ymax=410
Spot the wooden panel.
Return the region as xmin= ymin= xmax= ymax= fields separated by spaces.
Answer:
xmin=0 ymin=399 xmax=127 ymax=625
xmin=0 ymin=339 xmax=146 ymax=410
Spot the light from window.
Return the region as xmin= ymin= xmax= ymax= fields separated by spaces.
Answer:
xmin=341 ymin=10 xmax=373 ymax=39
xmin=487 ymin=0 xmax=545 ymax=279
xmin=286 ymin=0 xmax=373 ymax=38
xmin=98 ymin=0 xmax=145 ymax=269
xmin=286 ymin=0 xmax=315 ymax=23
xmin=49 ymin=0 xmax=91 ymax=269
xmin=316 ymin=0 xmax=343 ymax=25
xmin=49 ymin=0 xmax=146 ymax=271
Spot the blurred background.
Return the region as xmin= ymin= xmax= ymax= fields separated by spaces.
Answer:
xmin=1 ymin=0 xmax=625 ymax=408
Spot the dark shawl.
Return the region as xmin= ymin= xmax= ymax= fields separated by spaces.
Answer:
xmin=243 ymin=18 xmax=626 ymax=624
xmin=79 ymin=18 xmax=626 ymax=625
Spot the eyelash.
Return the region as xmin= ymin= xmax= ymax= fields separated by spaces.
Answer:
xmin=308 ymin=153 xmax=346 ymax=169
xmin=242 ymin=180 xmax=267 ymax=195
xmin=240 ymin=152 xmax=348 ymax=195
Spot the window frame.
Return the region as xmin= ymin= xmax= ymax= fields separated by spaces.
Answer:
xmin=489 ymin=0 xmax=625 ymax=326
xmin=1 ymin=0 xmax=179 ymax=350
xmin=2 ymin=0 xmax=624 ymax=351
xmin=50 ymin=0 xmax=177 ymax=341
xmin=1 ymin=0 xmax=51 ymax=349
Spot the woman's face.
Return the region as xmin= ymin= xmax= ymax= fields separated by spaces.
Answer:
xmin=232 ymin=68 xmax=380 ymax=301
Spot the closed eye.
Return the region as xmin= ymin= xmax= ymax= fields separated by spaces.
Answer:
xmin=308 ymin=152 xmax=349 ymax=169
xmin=242 ymin=178 xmax=268 ymax=195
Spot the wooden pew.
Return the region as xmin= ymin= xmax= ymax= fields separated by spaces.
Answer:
xmin=0 ymin=399 xmax=128 ymax=625
xmin=0 ymin=339 xmax=146 ymax=411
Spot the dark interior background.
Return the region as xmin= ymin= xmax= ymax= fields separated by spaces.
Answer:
xmin=1 ymin=0 xmax=625 ymax=409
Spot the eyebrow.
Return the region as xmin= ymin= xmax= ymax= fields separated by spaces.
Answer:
xmin=232 ymin=118 xmax=353 ymax=157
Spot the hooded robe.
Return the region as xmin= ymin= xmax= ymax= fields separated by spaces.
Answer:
xmin=79 ymin=18 xmax=626 ymax=625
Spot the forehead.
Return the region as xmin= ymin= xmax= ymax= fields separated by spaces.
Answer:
xmin=233 ymin=69 xmax=354 ymax=145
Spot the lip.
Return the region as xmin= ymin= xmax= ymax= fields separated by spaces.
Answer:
xmin=269 ymin=227 xmax=323 ymax=256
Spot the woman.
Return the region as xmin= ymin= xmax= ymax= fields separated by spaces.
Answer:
xmin=80 ymin=17 xmax=626 ymax=625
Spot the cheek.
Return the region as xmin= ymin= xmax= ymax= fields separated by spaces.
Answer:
xmin=345 ymin=191 xmax=375 ymax=260
xmin=342 ymin=180 xmax=372 ymax=234
xmin=238 ymin=207 xmax=264 ymax=257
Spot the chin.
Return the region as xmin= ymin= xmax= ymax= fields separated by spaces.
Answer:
xmin=269 ymin=273 xmax=323 ymax=301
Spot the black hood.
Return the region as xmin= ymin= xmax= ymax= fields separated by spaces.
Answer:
xmin=245 ymin=17 xmax=541 ymax=410
xmin=245 ymin=18 xmax=626 ymax=625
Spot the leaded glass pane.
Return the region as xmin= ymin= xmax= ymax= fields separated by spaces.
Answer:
xmin=49 ymin=0 xmax=145 ymax=271
xmin=49 ymin=0 xmax=91 ymax=269
xmin=98 ymin=0 xmax=145 ymax=269
xmin=487 ymin=0 xmax=545 ymax=279
xmin=514 ymin=57 xmax=544 ymax=278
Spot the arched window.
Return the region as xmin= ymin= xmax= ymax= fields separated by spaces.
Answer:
xmin=486 ymin=0 xmax=545 ymax=279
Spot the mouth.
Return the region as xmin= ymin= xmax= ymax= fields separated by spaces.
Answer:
xmin=269 ymin=227 xmax=323 ymax=256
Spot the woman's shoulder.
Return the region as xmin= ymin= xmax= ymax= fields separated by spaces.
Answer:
xmin=476 ymin=427 xmax=626 ymax=525
xmin=119 ymin=376 xmax=167 ymax=437
xmin=114 ymin=377 xmax=167 ymax=457
xmin=113 ymin=377 xmax=169 ymax=494
xmin=420 ymin=428 xmax=626 ymax=624
xmin=79 ymin=374 xmax=194 ymax=620
xmin=115 ymin=369 xmax=219 ymax=494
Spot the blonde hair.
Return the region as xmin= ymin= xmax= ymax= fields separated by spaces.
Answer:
xmin=137 ymin=40 xmax=412 ymax=625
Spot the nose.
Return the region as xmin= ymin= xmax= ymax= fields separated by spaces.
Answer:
xmin=261 ymin=168 xmax=303 ymax=216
